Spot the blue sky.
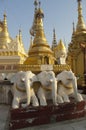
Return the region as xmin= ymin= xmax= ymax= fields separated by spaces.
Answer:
xmin=0 ymin=0 xmax=86 ymax=52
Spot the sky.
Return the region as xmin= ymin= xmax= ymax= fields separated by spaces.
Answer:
xmin=0 ymin=0 xmax=86 ymax=52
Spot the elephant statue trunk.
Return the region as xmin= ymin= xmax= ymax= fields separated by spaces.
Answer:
xmin=51 ymin=78 xmax=58 ymax=105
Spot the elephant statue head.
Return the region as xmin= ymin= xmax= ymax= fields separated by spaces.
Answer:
xmin=37 ymin=71 xmax=57 ymax=105
xmin=56 ymin=70 xmax=83 ymax=102
xmin=10 ymin=71 xmax=39 ymax=108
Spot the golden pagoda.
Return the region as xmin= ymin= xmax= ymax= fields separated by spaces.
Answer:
xmin=67 ymin=0 xmax=86 ymax=86
xmin=0 ymin=13 xmax=27 ymax=66
xmin=24 ymin=2 xmax=55 ymax=65
xmin=22 ymin=1 xmax=70 ymax=73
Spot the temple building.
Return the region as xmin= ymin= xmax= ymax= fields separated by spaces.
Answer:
xmin=67 ymin=0 xmax=86 ymax=86
xmin=0 ymin=13 xmax=27 ymax=65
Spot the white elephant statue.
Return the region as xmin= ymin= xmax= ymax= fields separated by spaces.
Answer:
xmin=10 ymin=71 xmax=39 ymax=109
xmin=56 ymin=70 xmax=83 ymax=103
xmin=36 ymin=71 xmax=58 ymax=106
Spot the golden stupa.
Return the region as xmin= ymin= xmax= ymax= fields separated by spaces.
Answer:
xmin=24 ymin=4 xmax=55 ymax=65
xmin=23 ymin=1 xmax=70 ymax=73
xmin=67 ymin=0 xmax=86 ymax=86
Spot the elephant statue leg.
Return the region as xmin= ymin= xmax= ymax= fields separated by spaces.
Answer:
xmin=62 ymin=94 xmax=70 ymax=103
xmin=57 ymin=84 xmax=70 ymax=103
xmin=37 ymin=87 xmax=47 ymax=106
xmin=57 ymin=95 xmax=64 ymax=103
xmin=72 ymin=93 xmax=83 ymax=102
xmin=12 ymin=96 xmax=19 ymax=109
xmin=31 ymin=88 xmax=39 ymax=106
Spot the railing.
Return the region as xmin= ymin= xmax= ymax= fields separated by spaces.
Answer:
xmin=0 ymin=64 xmax=71 ymax=73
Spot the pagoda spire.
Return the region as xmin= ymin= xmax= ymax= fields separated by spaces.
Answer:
xmin=3 ymin=13 xmax=9 ymax=36
xmin=76 ymin=0 xmax=86 ymax=32
xmin=24 ymin=1 xmax=54 ymax=65
xmin=33 ymin=3 xmax=48 ymax=45
xmin=2 ymin=12 xmax=11 ymax=43
xmin=19 ymin=29 xmax=22 ymax=43
xmin=3 ymin=13 xmax=7 ymax=26
xmin=30 ymin=0 xmax=39 ymax=36
xmin=34 ymin=0 xmax=39 ymax=12
xmin=52 ymin=28 xmax=57 ymax=50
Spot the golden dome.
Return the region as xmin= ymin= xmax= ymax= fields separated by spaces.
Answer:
xmin=56 ymin=39 xmax=66 ymax=51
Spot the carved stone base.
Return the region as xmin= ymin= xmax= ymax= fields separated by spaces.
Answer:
xmin=9 ymin=101 xmax=86 ymax=130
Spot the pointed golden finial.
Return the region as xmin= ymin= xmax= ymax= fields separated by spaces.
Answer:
xmin=33 ymin=2 xmax=47 ymax=45
xmin=38 ymin=1 xmax=41 ymax=8
xmin=3 ymin=12 xmax=10 ymax=38
xmin=30 ymin=0 xmax=39 ymax=36
xmin=76 ymin=0 xmax=86 ymax=32
xmin=19 ymin=29 xmax=22 ymax=43
xmin=52 ymin=28 xmax=57 ymax=49
xmin=3 ymin=12 xmax=7 ymax=26
xmin=34 ymin=0 xmax=39 ymax=12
